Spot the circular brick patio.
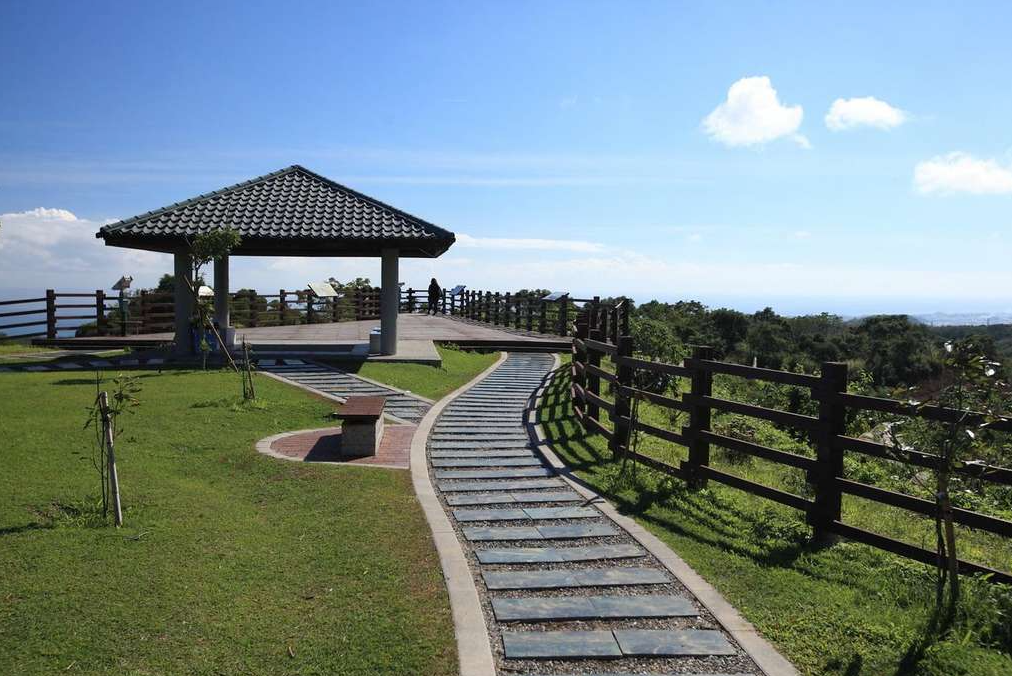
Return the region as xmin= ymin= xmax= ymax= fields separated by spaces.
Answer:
xmin=256 ymin=425 xmax=414 ymax=469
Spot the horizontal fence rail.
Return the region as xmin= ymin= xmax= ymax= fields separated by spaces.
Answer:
xmin=570 ymin=303 xmax=1012 ymax=585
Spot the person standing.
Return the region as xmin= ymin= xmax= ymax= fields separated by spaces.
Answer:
xmin=427 ymin=277 xmax=442 ymax=315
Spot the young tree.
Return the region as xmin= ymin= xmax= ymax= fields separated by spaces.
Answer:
xmin=887 ymin=339 xmax=1011 ymax=623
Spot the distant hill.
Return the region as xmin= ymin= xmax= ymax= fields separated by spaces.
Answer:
xmin=912 ymin=312 xmax=1012 ymax=327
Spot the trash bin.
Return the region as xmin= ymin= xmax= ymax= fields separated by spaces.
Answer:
xmin=369 ymin=327 xmax=382 ymax=354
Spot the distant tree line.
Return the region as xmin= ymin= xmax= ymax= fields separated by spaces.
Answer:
xmin=622 ymin=299 xmax=1009 ymax=391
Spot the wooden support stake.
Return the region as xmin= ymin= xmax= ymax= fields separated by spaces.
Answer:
xmin=99 ymin=392 xmax=123 ymax=527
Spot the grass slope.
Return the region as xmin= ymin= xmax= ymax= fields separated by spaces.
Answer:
xmin=539 ymin=361 xmax=1012 ymax=676
xmin=0 ymin=369 xmax=456 ymax=676
xmin=332 ymin=345 xmax=499 ymax=401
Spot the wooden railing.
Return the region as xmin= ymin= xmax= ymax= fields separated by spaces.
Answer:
xmin=0 ymin=287 xmax=388 ymax=340
xmin=402 ymin=287 xmax=624 ymax=339
xmin=570 ymin=303 xmax=1012 ymax=584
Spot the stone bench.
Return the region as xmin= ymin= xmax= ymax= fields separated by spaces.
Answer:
xmin=333 ymin=396 xmax=385 ymax=457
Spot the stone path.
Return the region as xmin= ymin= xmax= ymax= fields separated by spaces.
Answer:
xmin=259 ymin=359 xmax=432 ymax=423
xmin=427 ymin=353 xmax=759 ymax=675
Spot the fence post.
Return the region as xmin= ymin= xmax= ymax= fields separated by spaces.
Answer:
xmin=587 ymin=309 xmax=602 ymax=422
xmin=812 ymin=361 xmax=848 ymax=543
xmin=621 ymin=299 xmax=630 ymax=336
xmin=139 ymin=290 xmax=148 ymax=333
xmin=539 ymin=300 xmax=547 ymax=334
xmin=684 ymin=345 xmax=714 ymax=488
xmin=526 ymin=300 xmax=534 ymax=332
xmin=279 ymin=289 xmax=287 ymax=324
xmin=572 ymin=312 xmax=589 ymax=420
xmin=45 ymin=289 xmax=56 ymax=339
xmin=559 ymin=295 xmax=570 ymax=337
xmin=504 ymin=293 xmax=511 ymax=327
xmin=119 ymin=290 xmax=127 ymax=336
xmin=610 ymin=334 xmax=634 ymax=457
xmin=95 ymin=290 xmax=107 ymax=335
xmin=493 ymin=293 xmax=501 ymax=325
xmin=306 ymin=291 xmax=315 ymax=324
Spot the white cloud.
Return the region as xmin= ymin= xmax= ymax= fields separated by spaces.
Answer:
xmin=455 ymin=233 xmax=605 ymax=253
xmin=825 ymin=96 xmax=907 ymax=131
xmin=703 ymin=76 xmax=807 ymax=148
xmin=0 ymin=207 xmax=167 ymax=290
xmin=914 ymin=152 xmax=1012 ymax=195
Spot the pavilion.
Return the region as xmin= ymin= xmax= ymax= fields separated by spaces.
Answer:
xmin=96 ymin=165 xmax=455 ymax=356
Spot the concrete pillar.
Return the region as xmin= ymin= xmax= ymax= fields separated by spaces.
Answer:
xmin=213 ymin=254 xmax=230 ymax=348
xmin=173 ymin=251 xmax=194 ymax=355
xmin=380 ymin=248 xmax=399 ymax=355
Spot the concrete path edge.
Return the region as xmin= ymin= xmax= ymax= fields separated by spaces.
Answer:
xmin=529 ymin=354 xmax=800 ymax=676
xmin=409 ymin=351 xmax=507 ymax=676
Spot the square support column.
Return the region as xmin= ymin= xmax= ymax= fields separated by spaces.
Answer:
xmin=380 ymin=248 xmax=399 ymax=356
xmin=213 ymin=254 xmax=231 ymax=349
xmin=173 ymin=251 xmax=194 ymax=355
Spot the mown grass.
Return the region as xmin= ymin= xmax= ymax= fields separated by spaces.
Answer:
xmin=326 ymin=345 xmax=499 ymax=400
xmin=540 ymin=359 xmax=1012 ymax=676
xmin=0 ymin=369 xmax=456 ymax=676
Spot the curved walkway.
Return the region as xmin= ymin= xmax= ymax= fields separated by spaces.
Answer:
xmin=416 ymin=353 xmax=794 ymax=676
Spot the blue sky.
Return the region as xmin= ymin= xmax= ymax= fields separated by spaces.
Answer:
xmin=1 ymin=1 xmax=1011 ymax=315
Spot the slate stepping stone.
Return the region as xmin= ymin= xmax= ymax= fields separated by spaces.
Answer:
xmin=432 ymin=458 xmax=543 ymax=468
xmin=446 ymin=494 xmax=519 ymax=506
xmin=483 ymin=567 xmax=668 ymax=590
xmin=453 ymin=508 xmax=528 ymax=522
xmin=437 ymin=479 xmax=565 ymax=492
xmin=492 ymin=595 xmax=696 ymax=621
xmin=121 ymin=359 xmax=139 ymax=366
xmin=510 ymin=490 xmax=583 ymax=503
xmin=89 ymin=360 xmax=112 ymax=367
xmin=431 ymin=433 xmax=529 ymax=441
xmin=430 ymin=449 xmax=536 ymax=459
xmin=57 ymin=362 xmax=83 ymax=369
xmin=535 ymin=523 xmax=618 ymax=539
xmin=147 ymin=358 xmax=164 ymax=365
xmin=464 ymin=526 xmax=542 ymax=541
xmin=523 ymin=506 xmax=598 ymax=519
xmin=475 ymin=543 xmax=644 ymax=564
xmin=283 ymin=359 xmax=306 ymax=365
xmin=258 ymin=359 xmax=278 ymax=366
xmin=613 ymin=629 xmax=736 ymax=657
xmin=434 ymin=468 xmax=554 ymax=479
xmin=24 ymin=366 xmax=50 ymax=371
xmin=502 ymin=630 xmax=621 ymax=659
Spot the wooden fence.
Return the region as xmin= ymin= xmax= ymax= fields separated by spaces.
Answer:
xmin=413 ymin=288 xmax=578 ymax=337
xmin=0 ymin=287 xmax=388 ymax=340
xmin=570 ymin=300 xmax=1012 ymax=584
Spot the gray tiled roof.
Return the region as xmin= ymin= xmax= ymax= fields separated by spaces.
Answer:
xmin=97 ymin=165 xmax=455 ymax=257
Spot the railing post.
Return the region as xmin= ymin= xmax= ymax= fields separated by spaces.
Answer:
xmin=96 ymin=290 xmax=107 ymax=335
xmin=812 ymin=361 xmax=848 ymax=543
xmin=118 ymin=289 xmax=127 ymax=336
xmin=45 ymin=289 xmax=56 ymax=339
xmin=572 ymin=312 xmax=589 ymax=421
xmin=610 ymin=334 xmax=634 ymax=457
xmin=526 ymin=299 xmax=534 ymax=332
xmin=139 ymin=290 xmax=148 ymax=334
xmin=538 ymin=300 xmax=547 ymax=334
xmin=684 ymin=345 xmax=714 ymax=488
xmin=493 ymin=292 xmax=501 ymax=325
xmin=559 ymin=295 xmax=569 ymax=337
xmin=621 ymin=299 xmax=630 ymax=337
xmin=504 ymin=293 xmax=511 ymax=327
xmin=587 ymin=309 xmax=602 ymax=422
xmin=250 ymin=290 xmax=260 ymax=328
xmin=306 ymin=291 xmax=315 ymax=324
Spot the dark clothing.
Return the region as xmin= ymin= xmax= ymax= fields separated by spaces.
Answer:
xmin=427 ymin=281 xmax=442 ymax=314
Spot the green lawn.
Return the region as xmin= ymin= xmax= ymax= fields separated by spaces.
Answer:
xmin=539 ymin=360 xmax=1012 ymax=676
xmin=326 ymin=345 xmax=499 ymax=401
xmin=0 ymin=369 xmax=456 ymax=676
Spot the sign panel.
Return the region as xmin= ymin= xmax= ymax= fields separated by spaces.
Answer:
xmin=542 ymin=291 xmax=568 ymax=302
xmin=449 ymin=285 xmax=466 ymax=296
xmin=308 ymin=281 xmax=340 ymax=297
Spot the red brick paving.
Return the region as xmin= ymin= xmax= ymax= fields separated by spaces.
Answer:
xmin=270 ymin=425 xmax=413 ymax=469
